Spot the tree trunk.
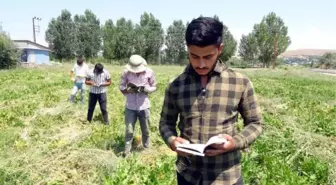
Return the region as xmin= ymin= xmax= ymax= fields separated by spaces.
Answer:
xmin=272 ymin=58 xmax=276 ymax=69
xmin=272 ymin=32 xmax=278 ymax=69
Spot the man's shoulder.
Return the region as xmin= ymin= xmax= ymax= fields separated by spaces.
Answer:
xmin=83 ymin=63 xmax=89 ymax=68
xmin=145 ymin=67 xmax=153 ymax=72
xmin=103 ymin=69 xmax=110 ymax=74
xmin=145 ymin=67 xmax=155 ymax=75
xmin=86 ymin=69 xmax=94 ymax=76
xmin=166 ymin=72 xmax=188 ymax=90
xmin=121 ymin=69 xmax=129 ymax=74
xmin=221 ymin=68 xmax=250 ymax=85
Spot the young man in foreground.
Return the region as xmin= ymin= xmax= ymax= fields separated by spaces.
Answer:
xmin=85 ymin=63 xmax=111 ymax=125
xmin=159 ymin=17 xmax=263 ymax=185
xmin=69 ymin=55 xmax=90 ymax=104
xmin=119 ymin=54 xmax=156 ymax=157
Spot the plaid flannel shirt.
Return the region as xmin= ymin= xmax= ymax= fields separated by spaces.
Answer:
xmin=159 ymin=60 xmax=263 ymax=185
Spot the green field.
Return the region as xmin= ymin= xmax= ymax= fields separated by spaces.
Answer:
xmin=0 ymin=64 xmax=335 ymax=185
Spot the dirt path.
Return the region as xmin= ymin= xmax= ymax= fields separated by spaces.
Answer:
xmin=311 ymin=69 xmax=336 ymax=76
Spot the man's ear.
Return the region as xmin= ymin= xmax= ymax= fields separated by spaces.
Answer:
xmin=218 ymin=43 xmax=224 ymax=55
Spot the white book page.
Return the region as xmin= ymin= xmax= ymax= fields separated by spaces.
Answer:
xmin=176 ymin=143 xmax=206 ymax=154
xmin=176 ymin=147 xmax=205 ymax=156
xmin=205 ymin=136 xmax=227 ymax=147
xmin=176 ymin=136 xmax=227 ymax=156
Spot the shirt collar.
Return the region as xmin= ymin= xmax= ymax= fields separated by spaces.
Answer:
xmin=184 ymin=59 xmax=228 ymax=76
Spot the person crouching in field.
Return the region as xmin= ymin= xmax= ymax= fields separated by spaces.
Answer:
xmin=119 ymin=54 xmax=157 ymax=157
xmin=69 ymin=55 xmax=90 ymax=104
xmin=159 ymin=17 xmax=263 ymax=185
xmin=85 ymin=63 xmax=111 ymax=125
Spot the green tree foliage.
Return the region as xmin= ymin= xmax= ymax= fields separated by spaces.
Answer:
xmin=165 ymin=20 xmax=187 ymax=65
xmin=241 ymin=12 xmax=291 ymax=68
xmin=0 ymin=31 xmax=18 ymax=69
xmin=238 ymin=33 xmax=258 ymax=61
xmin=74 ymin=10 xmax=101 ymax=59
xmin=221 ymin=29 xmax=237 ymax=62
xmin=113 ymin=18 xmax=135 ymax=60
xmin=317 ymin=52 xmax=336 ymax=69
xmin=102 ymin=18 xmax=135 ymax=61
xmin=102 ymin=13 xmax=164 ymax=64
xmin=45 ymin=9 xmax=77 ymax=61
xmin=213 ymin=15 xmax=237 ymax=62
xmin=102 ymin=19 xmax=115 ymax=60
xmin=45 ymin=10 xmax=291 ymax=66
xmin=134 ymin=12 xmax=164 ymax=64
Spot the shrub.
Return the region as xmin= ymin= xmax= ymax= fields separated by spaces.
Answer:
xmin=0 ymin=32 xmax=19 ymax=69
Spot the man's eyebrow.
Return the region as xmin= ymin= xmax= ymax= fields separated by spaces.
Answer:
xmin=190 ymin=52 xmax=199 ymax=57
xmin=190 ymin=53 xmax=213 ymax=58
xmin=204 ymin=54 xmax=213 ymax=58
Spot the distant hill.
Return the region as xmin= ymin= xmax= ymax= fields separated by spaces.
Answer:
xmin=280 ymin=49 xmax=336 ymax=58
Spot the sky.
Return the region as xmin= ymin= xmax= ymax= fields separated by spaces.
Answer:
xmin=1 ymin=0 xmax=336 ymax=51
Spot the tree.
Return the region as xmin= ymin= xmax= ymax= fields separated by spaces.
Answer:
xmin=250 ymin=12 xmax=291 ymax=68
xmin=74 ymin=9 xmax=101 ymax=59
xmin=318 ymin=52 xmax=336 ymax=69
xmin=134 ymin=12 xmax=164 ymax=64
xmin=102 ymin=19 xmax=115 ymax=60
xmin=45 ymin=9 xmax=77 ymax=61
xmin=113 ymin=18 xmax=135 ymax=61
xmin=165 ymin=20 xmax=187 ymax=65
xmin=238 ymin=33 xmax=258 ymax=62
xmin=221 ymin=28 xmax=237 ymax=61
xmin=0 ymin=31 xmax=18 ymax=69
xmin=213 ymin=15 xmax=237 ymax=62
xmin=102 ymin=17 xmax=135 ymax=61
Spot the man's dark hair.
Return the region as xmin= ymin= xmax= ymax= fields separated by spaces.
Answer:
xmin=94 ymin=63 xmax=104 ymax=74
xmin=77 ymin=55 xmax=84 ymax=62
xmin=185 ymin=17 xmax=223 ymax=47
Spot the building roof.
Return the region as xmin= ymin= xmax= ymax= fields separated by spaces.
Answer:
xmin=12 ymin=40 xmax=52 ymax=52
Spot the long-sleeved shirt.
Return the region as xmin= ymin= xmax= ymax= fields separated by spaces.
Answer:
xmin=119 ymin=67 xmax=156 ymax=110
xmin=159 ymin=60 xmax=263 ymax=185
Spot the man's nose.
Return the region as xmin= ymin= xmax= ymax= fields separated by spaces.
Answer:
xmin=199 ymin=59 xmax=206 ymax=68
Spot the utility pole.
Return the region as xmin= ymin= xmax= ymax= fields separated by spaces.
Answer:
xmin=32 ymin=16 xmax=41 ymax=43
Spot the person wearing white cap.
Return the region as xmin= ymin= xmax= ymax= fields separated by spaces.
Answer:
xmin=119 ymin=54 xmax=157 ymax=157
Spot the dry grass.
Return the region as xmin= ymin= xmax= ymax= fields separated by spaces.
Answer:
xmin=0 ymin=94 xmax=120 ymax=184
xmin=33 ymin=148 xmax=119 ymax=185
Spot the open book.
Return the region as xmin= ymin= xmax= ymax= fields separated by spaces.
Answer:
xmin=127 ymin=82 xmax=144 ymax=93
xmin=176 ymin=135 xmax=228 ymax=157
xmin=94 ymin=82 xmax=102 ymax=87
